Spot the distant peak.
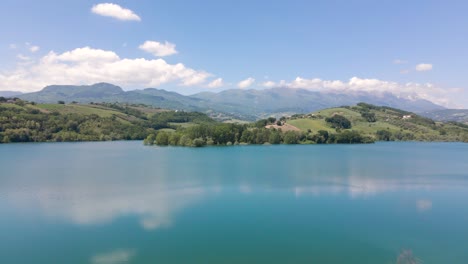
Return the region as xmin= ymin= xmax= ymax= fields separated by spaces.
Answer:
xmin=41 ymin=83 xmax=123 ymax=93
xmin=91 ymin=82 xmax=121 ymax=88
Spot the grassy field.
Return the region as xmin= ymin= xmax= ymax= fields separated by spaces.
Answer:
xmin=168 ymin=122 xmax=197 ymax=128
xmin=33 ymin=104 xmax=142 ymax=124
xmin=35 ymin=104 xmax=122 ymax=117
xmin=288 ymin=119 xmax=333 ymax=132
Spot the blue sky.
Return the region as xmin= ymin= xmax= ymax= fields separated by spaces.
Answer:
xmin=1 ymin=0 xmax=467 ymax=107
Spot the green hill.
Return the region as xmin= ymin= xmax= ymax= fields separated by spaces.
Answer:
xmin=0 ymin=99 xmax=213 ymax=143
xmin=1 ymin=99 xmax=467 ymax=144
xmin=286 ymin=103 xmax=468 ymax=142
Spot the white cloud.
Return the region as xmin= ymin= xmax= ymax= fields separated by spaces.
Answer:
xmin=91 ymin=249 xmax=136 ymax=264
xmin=16 ymin=54 xmax=31 ymax=61
xmin=91 ymin=3 xmax=141 ymax=21
xmin=400 ymin=69 xmax=410 ymax=74
xmin=0 ymin=46 xmax=211 ymax=92
xmin=259 ymin=76 xmax=464 ymax=108
xmin=237 ymin=77 xmax=255 ymax=89
xmin=393 ymin=59 xmax=408 ymax=64
xmin=207 ymin=78 xmax=224 ymax=88
xmin=139 ymin=40 xmax=178 ymax=57
xmin=29 ymin=45 xmax=40 ymax=53
xmin=262 ymin=81 xmax=276 ymax=88
xmin=415 ymin=63 xmax=433 ymax=71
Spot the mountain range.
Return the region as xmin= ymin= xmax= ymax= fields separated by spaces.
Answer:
xmin=0 ymin=91 xmax=23 ymax=97
xmin=420 ymin=109 xmax=468 ymax=124
xmin=16 ymin=82 xmax=447 ymax=121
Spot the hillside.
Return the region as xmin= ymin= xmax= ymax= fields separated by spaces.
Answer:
xmin=285 ymin=103 xmax=468 ymax=142
xmin=0 ymin=99 xmax=214 ymax=143
xmin=420 ymin=109 xmax=468 ymax=124
xmin=16 ymin=83 xmax=445 ymax=120
xmin=1 ymin=99 xmax=467 ymax=144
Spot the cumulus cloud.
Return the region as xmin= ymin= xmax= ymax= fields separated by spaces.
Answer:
xmin=139 ymin=40 xmax=178 ymax=57
xmin=415 ymin=63 xmax=433 ymax=71
xmin=91 ymin=3 xmax=141 ymax=21
xmin=262 ymin=81 xmax=276 ymax=88
xmin=29 ymin=45 xmax=39 ymax=53
xmin=0 ymin=46 xmax=211 ymax=92
xmin=237 ymin=77 xmax=255 ymax=89
xmin=207 ymin=78 xmax=224 ymax=88
xmin=259 ymin=76 xmax=463 ymax=107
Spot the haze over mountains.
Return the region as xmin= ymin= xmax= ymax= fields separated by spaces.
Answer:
xmin=17 ymin=82 xmax=446 ymax=120
xmin=0 ymin=91 xmax=23 ymax=97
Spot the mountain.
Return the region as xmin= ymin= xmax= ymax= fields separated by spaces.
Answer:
xmin=18 ymin=83 xmax=124 ymax=102
xmin=18 ymin=83 xmax=445 ymax=120
xmin=420 ymin=109 xmax=468 ymax=124
xmin=18 ymin=83 xmax=200 ymax=110
xmin=0 ymin=91 xmax=23 ymax=97
xmin=192 ymin=87 xmax=445 ymax=116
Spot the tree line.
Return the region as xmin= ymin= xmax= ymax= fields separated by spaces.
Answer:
xmin=144 ymin=117 xmax=374 ymax=147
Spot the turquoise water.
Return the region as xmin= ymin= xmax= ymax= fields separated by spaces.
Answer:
xmin=0 ymin=142 xmax=467 ymax=263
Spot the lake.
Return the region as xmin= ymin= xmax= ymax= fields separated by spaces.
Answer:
xmin=0 ymin=141 xmax=467 ymax=264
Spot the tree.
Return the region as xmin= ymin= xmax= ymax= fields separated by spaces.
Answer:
xmin=325 ymin=115 xmax=351 ymax=129
xmin=57 ymin=100 xmax=65 ymax=104
xmin=155 ymin=131 xmax=170 ymax=145
xmin=269 ymin=130 xmax=281 ymax=144
xmin=192 ymin=138 xmax=205 ymax=147
xmin=169 ymin=133 xmax=181 ymax=145
xmin=335 ymin=130 xmax=364 ymax=143
xmin=283 ymin=131 xmax=298 ymax=144
xmin=315 ymin=130 xmax=329 ymax=144
xmin=255 ymin=119 xmax=268 ymax=128
xmin=144 ymin=134 xmax=156 ymax=145
xmin=361 ymin=112 xmax=376 ymax=122
xmin=240 ymin=130 xmax=254 ymax=144
xmin=376 ymin=130 xmax=392 ymax=141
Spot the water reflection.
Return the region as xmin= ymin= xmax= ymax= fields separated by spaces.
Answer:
xmin=3 ymin=171 xmax=458 ymax=229
xmin=5 ymin=181 xmax=217 ymax=230
xmin=416 ymin=199 xmax=432 ymax=212
xmin=1 ymin=142 xmax=468 ymax=263
xmin=91 ymin=249 xmax=136 ymax=264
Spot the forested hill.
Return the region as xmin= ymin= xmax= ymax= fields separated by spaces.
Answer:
xmin=143 ymin=103 xmax=468 ymax=147
xmin=1 ymin=98 xmax=467 ymax=145
xmin=285 ymin=103 xmax=468 ymax=142
xmin=0 ymin=98 xmax=213 ymax=143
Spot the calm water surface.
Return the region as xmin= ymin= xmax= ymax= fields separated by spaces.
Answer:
xmin=1 ymin=141 xmax=467 ymax=264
